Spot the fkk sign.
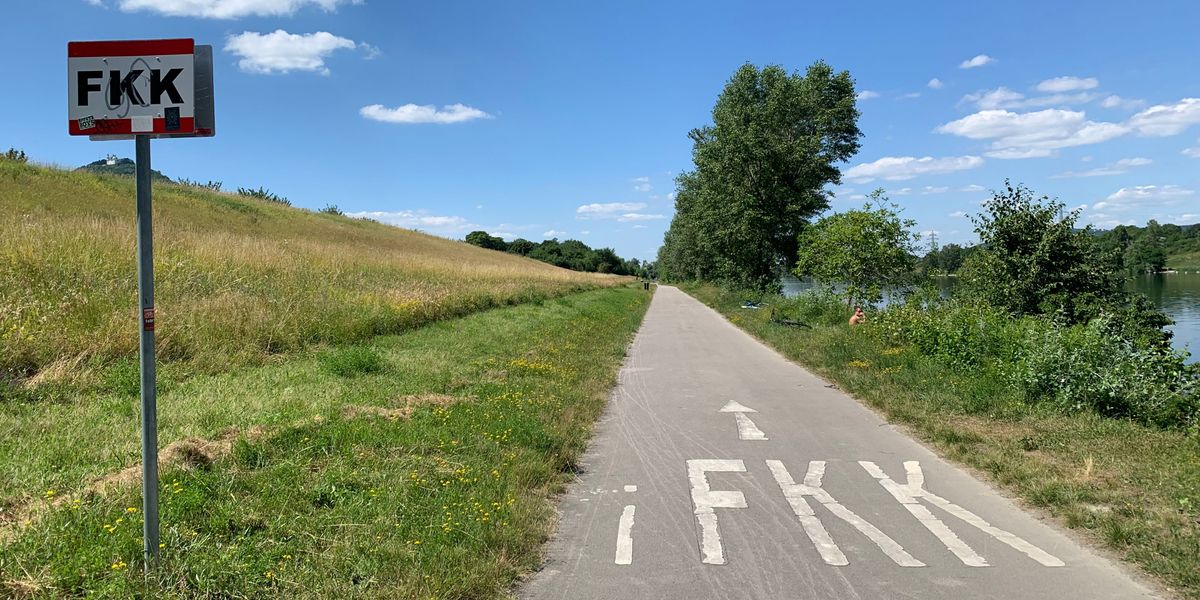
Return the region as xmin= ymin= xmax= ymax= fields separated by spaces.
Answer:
xmin=68 ymin=39 xmax=197 ymax=136
xmin=67 ymin=38 xmax=216 ymax=573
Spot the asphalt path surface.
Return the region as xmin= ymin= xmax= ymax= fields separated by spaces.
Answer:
xmin=520 ymin=285 xmax=1159 ymax=600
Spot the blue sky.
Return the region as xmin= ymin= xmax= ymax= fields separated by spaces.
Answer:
xmin=6 ymin=1 xmax=1200 ymax=260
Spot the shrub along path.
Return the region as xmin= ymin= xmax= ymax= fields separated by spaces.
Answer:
xmin=0 ymin=286 xmax=649 ymax=598
xmin=685 ymin=283 xmax=1200 ymax=599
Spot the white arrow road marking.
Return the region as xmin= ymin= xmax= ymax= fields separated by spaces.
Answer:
xmin=719 ymin=400 xmax=757 ymax=413
xmin=719 ymin=401 xmax=768 ymax=440
xmin=687 ymin=459 xmax=748 ymax=565
xmin=860 ymin=461 xmax=1065 ymax=567
xmin=767 ymin=460 xmax=924 ymax=567
xmin=615 ymin=505 xmax=636 ymax=565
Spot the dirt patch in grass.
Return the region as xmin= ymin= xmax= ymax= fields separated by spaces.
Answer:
xmin=0 ymin=426 xmax=265 ymax=544
xmin=341 ymin=394 xmax=461 ymax=422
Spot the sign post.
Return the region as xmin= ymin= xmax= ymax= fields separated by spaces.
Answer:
xmin=134 ymin=133 xmax=159 ymax=568
xmin=68 ymin=38 xmax=215 ymax=573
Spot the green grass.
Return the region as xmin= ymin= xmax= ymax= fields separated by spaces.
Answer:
xmin=684 ymin=283 xmax=1200 ymax=599
xmin=1168 ymin=249 xmax=1200 ymax=271
xmin=0 ymin=159 xmax=619 ymax=391
xmin=0 ymin=286 xmax=651 ymax=598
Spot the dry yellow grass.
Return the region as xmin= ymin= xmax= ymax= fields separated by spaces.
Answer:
xmin=0 ymin=159 xmax=619 ymax=385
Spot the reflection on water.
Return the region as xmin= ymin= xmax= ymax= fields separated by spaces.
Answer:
xmin=781 ymin=273 xmax=1198 ymax=362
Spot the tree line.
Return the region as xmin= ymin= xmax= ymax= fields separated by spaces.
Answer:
xmin=918 ymin=219 xmax=1199 ymax=276
xmin=464 ymin=231 xmax=655 ymax=277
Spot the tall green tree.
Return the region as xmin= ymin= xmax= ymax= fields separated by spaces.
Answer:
xmin=1125 ymin=220 xmax=1167 ymax=273
xmin=959 ymin=182 xmax=1124 ymax=323
xmin=793 ymin=191 xmax=918 ymax=306
xmin=658 ymin=62 xmax=862 ymax=290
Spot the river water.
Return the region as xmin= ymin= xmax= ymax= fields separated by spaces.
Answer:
xmin=781 ymin=274 xmax=1199 ymax=362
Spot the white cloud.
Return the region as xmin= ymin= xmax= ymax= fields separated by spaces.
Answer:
xmin=927 ymin=78 xmax=944 ymax=89
xmin=542 ymin=229 xmax=566 ymax=238
xmin=349 ymin=210 xmax=475 ymax=235
xmin=632 ymin=224 xmax=648 ymax=229
xmin=116 ymin=0 xmax=359 ymax=18
xmin=959 ymin=184 xmax=986 ymax=192
xmin=1127 ymin=98 xmax=1200 ymax=136
xmin=892 ymin=185 xmax=948 ymax=195
xmin=617 ymin=213 xmax=666 ymax=222
xmin=1053 ymin=157 xmax=1152 ymax=178
xmin=935 ymin=109 xmax=1128 ymax=158
xmin=959 ymin=54 xmax=995 ymax=69
xmin=576 ymin=202 xmax=646 ymax=219
xmin=961 ymin=87 xmax=1097 ymax=110
xmin=856 ymin=90 xmax=880 ymax=101
xmin=225 ymin=30 xmax=357 ymax=75
xmin=843 ymin=155 xmax=984 ymax=182
xmin=1092 ymin=185 xmax=1195 ymax=213
xmin=632 ymin=176 xmax=652 ymax=192
xmin=899 ymin=92 xmax=921 ymax=99
xmin=961 ymin=87 xmax=1024 ymax=110
xmin=1182 ymin=146 xmax=1200 ymax=158
xmin=359 ymin=43 xmax=381 ymax=60
xmin=1036 ymin=76 xmax=1098 ymax=93
xmin=1101 ymin=95 xmax=1145 ymax=110
xmin=360 ymin=103 xmax=492 ymax=124
xmin=949 ymin=210 xmax=968 ymax=218
xmin=666 ymin=191 xmax=677 ymax=201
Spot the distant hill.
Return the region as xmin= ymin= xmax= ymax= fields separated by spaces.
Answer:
xmin=76 ymin=156 xmax=171 ymax=182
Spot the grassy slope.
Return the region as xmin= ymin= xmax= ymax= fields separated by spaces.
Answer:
xmin=0 ymin=160 xmax=617 ymax=387
xmin=684 ymin=284 xmax=1200 ymax=599
xmin=1168 ymin=250 xmax=1200 ymax=271
xmin=1 ymin=286 xmax=651 ymax=598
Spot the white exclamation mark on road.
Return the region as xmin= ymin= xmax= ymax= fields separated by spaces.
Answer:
xmin=720 ymin=401 xmax=767 ymax=440
xmin=615 ymin=505 xmax=636 ymax=565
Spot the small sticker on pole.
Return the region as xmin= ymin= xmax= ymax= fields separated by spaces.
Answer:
xmin=143 ymin=307 xmax=155 ymax=331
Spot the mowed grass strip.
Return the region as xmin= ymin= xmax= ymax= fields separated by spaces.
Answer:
xmin=684 ymin=284 xmax=1200 ymax=599
xmin=0 ymin=286 xmax=651 ymax=598
xmin=0 ymin=159 xmax=617 ymax=388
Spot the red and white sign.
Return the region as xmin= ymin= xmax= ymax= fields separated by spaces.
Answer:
xmin=68 ymin=39 xmax=195 ymax=136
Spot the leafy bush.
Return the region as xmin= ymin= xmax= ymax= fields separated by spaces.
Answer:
xmin=319 ymin=346 xmax=385 ymax=377
xmin=959 ymin=182 xmax=1125 ymax=324
xmin=1008 ymin=316 xmax=1197 ymax=427
xmin=178 ymin=178 xmax=222 ymax=191
xmin=237 ymin=186 xmax=290 ymax=206
xmin=872 ymin=300 xmax=1031 ymax=369
xmin=318 ymin=204 xmax=344 ymax=216
xmin=3 ymin=147 xmax=28 ymax=163
xmin=771 ymin=291 xmax=852 ymax=327
xmin=867 ymin=299 xmax=1199 ymax=428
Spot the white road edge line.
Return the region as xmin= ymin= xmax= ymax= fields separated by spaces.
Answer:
xmin=768 ymin=460 xmax=924 ymax=567
xmin=615 ymin=505 xmax=636 ymax=565
xmin=687 ymin=459 xmax=748 ymax=565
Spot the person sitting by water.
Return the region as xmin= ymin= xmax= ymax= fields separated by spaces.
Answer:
xmin=849 ymin=306 xmax=866 ymax=325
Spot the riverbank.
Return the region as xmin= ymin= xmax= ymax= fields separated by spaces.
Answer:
xmin=0 ymin=286 xmax=650 ymax=597
xmin=684 ymin=283 xmax=1200 ymax=599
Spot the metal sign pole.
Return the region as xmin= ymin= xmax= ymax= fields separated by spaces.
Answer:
xmin=134 ymin=134 xmax=160 ymax=571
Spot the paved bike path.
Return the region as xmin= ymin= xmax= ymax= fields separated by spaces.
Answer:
xmin=520 ymin=285 xmax=1158 ymax=600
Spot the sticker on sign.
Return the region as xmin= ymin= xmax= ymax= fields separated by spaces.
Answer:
xmin=68 ymin=39 xmax=199 ymax=137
